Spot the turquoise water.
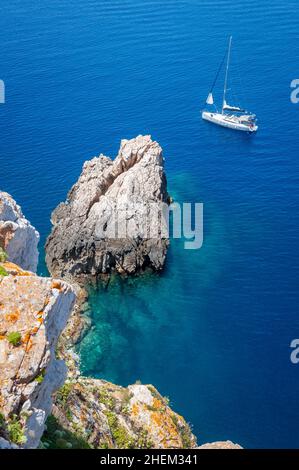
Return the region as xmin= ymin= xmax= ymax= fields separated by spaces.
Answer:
xmin=1 ymin=0 xmax=299 ymax=448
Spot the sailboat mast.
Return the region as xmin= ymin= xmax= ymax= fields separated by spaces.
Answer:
xmin=222 ymin=36 xmax=232 ymax=114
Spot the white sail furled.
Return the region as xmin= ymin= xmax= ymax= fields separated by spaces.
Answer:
xmin=206 ymin=93 xmax=214 ymax=105
xmin=223 ymin=100 xmax=245 ymax=112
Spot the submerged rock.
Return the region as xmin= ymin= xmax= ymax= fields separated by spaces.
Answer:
xmin=46 ymin=135 xmax=169 ymax=281
xmin=0 ymin=192 xmax=39 ymax=272
xmin=0 ymin=262 xmax=75 ymax=448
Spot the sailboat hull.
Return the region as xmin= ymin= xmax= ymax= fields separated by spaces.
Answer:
xmin=202 ymin=111 xmax=258 ymax=133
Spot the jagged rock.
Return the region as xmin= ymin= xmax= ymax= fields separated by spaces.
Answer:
xmin=0 ymin=192 xmax=39 ymax=272
xmin=46 ymin=135 xmax=169 ymax=281
xmin=50 ymin=378 xmax=197 ymax=449
xmin=0 ymin=262 xmax=75 ymax=448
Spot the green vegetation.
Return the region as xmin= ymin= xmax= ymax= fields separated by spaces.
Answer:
xmin=65 ymin=407 xmax=72 ymax=421
xmin=135 ymin=429 xmax=153 ymax=449
xmin=105 ymin=410 xmax=135 ymax=449
xmin=41 ymin=415 xmax=91 ymax=449
xmin=147 ymin=385 xmax=161 ymax=400
xmin=0 ymin=248 xmax=8 ymax=263
xmin=169 ymin=412 xmax=194 ymax=448
xmin=99 ymin=442 xmax=109 ymax=449
xmin=0 ymin=412 xmax=5 ymax=429
xmin=97 ymin=388 xmax=116 ymax=410
xmin=55 ymin=383 xmax=73 ymax=408
xmin=54 ymin=383 xmax=74 ymax=423
xmin=0 ymin=412 xmax=8 ymax=443
xmin=35 ymin=369 xmax=46 ymax=384
xmin=7 ymin=331 xmax=22 ymax=347
xmin=171 ymin=413 xmax=179 ymax=427
xmin=120 ymin=389 xmax=133 ymax=415
xmin=163 ymin=396 xmax=170 ymax=406
xmin=0 ymin=265 xmax=8 ymax=277
xmin=180 ymin=424 xmax=193 ymax=448
xmin=7 ymin=415 xmax=26 ymax=445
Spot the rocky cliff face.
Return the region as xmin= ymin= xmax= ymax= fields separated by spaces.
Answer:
xmin=0 ymin=192 xmax=39 ymax=272
xmin=46 ymin=373 xmax=242 ymax=449
xmin=46 ymin=378 xmax=197 ymax=449
xmin=0 ymin=262 xmax=75 ymax=448
xmin=46 ymin=135 xmax=169 ymax=281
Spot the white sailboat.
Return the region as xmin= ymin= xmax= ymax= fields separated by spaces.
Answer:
xmin=202 ymin=37 xmax=258 ymax=133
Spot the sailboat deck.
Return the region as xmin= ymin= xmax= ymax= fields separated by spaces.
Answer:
xmin=202 ymin=111 xmax=258 ymax=132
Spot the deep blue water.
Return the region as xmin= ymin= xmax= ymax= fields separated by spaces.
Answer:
xmin=1 ymin=0 xmax=299 ymax=448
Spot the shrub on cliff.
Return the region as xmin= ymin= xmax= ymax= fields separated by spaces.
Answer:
xmin=41 ymin=415 xmax=91 ymax=449
xmin=0 ymin=265 xmax=8 ymax=277
xmin=0 ymin=247 xmax=8 ymax=262
xmin=7 ymin=331 xmax=22 ymax=347
xmin=7 ymin=415 xmax=26 ymax=445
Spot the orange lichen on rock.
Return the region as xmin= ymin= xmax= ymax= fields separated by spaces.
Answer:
xmin=51 ymin=280 xmax=62 ymax=290
xmin=150 ymin=409 xmax=182 ymax=445
xmin=152 ymin=397 xmax=164 ymax=411
xmin=2 ymin=262 xmax=32 ymax=276
xmin=24 ymin=338 xmax=33 ymax=353
xmin=22 ymin=331 xmax=31 ymax=345
xmin=150 ymin=410 xmax=165 ymax=428
xmin=21 ymin=331 xmax=33 ymax=352
xmin=5 ymin=310 xmax=20 ymax=323
xmin=131 ymin=402 xmax=139 ymax=417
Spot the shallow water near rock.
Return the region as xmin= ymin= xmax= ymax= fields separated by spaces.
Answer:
xmin=1 ymin=0 xmax=299 ymax=448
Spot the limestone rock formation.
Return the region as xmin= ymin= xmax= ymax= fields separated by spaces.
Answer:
xmin=198 ymin=441 xmax=242 ymax=449
xmin=0 ymin=192 xmax=39 ymax=272
xmin=47 ymin=378 xmax=197 ymax=449
xmin=0 ymin=262 xmax=75 ymax=448
xmin=46 ymin=135 xmax=169 ymax=281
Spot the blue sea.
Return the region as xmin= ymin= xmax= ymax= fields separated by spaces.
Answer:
xmin=1 ymin=0 xmax=299 ymax=448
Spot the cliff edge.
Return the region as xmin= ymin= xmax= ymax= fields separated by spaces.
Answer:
xmin=47 ymin=378 xmax=197 ymax=449
xmin=0 ymin=262 xmax=75 ymax=448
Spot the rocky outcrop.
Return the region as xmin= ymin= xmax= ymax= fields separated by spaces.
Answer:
xmin=0 ymin=262 xmax=75 ymax=448
xmin=45 ymin=378 xmax=197 ymax=449
xmin=0 ymin=192 xmax=39 ymax=272
xmin=198 ymin=441 xmax=242 ymax=449
xmin=43 ymin=350 xmax=242 ymax=450
xmin=46 ymin=135 xmax=169 ymax=281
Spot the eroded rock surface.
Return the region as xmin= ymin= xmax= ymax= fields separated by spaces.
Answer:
xmin=46 ymin=135 xmax=169 ymax=281
xmin=0 ymin=262 xmax=75 ymax=448
xmin=0 ymin=192 xmax=39 ymax=272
